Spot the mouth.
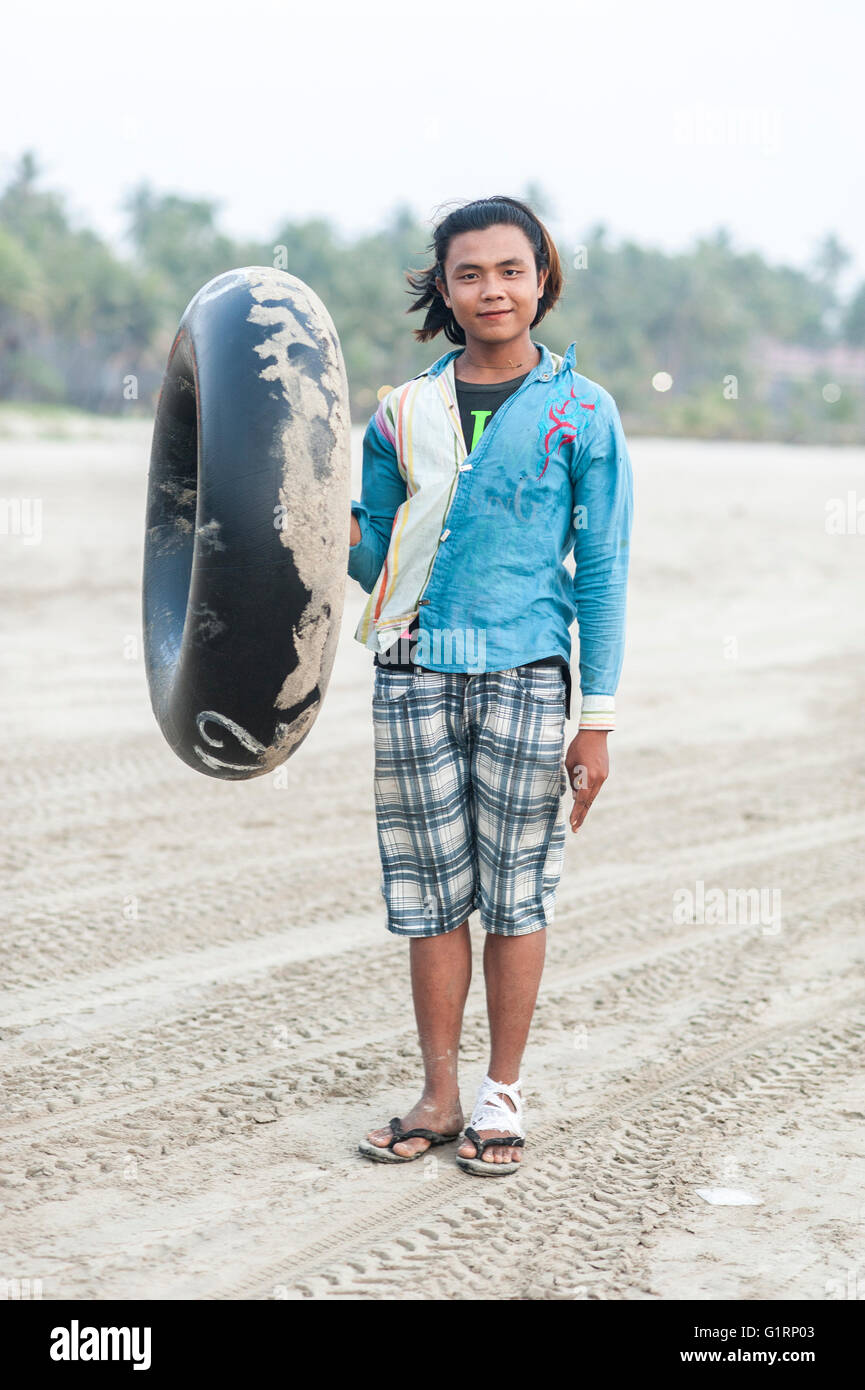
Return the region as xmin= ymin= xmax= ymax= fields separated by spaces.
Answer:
xmin=479 ymin=309 xmax=512 ymax=319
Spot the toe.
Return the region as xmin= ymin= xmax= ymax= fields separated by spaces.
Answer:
xmin=392 ymin=1137 xmax=427 ymax=1158
xmin=484 ymin=1145 xmax=513 ymax=1164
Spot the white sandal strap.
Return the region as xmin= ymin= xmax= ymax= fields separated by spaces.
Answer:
xmin=469 ymin=1074 xmax=525 ymax=1138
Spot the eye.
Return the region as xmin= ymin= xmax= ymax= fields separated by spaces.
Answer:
xmin=461 ymin=269 xmax=522 ymax=280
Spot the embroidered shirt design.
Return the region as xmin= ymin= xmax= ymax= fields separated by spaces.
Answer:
xmin=538 ymin=385 xmax=596 ymax=479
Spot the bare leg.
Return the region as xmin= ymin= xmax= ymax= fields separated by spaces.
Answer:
xmin=458 ymin=927 xmax=546 ymax=1165
xmin=366 ymin=920 xmax=471 ymax=1157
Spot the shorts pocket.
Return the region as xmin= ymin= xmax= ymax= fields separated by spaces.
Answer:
xmin=513 ymin=664 xmax=566 ymax=704
xmin=372 ymin=666 xmax=417 ymax=702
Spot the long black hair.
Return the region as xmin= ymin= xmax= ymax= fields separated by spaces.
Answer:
xmin=405 ymin=194 xmax=563 ymax=344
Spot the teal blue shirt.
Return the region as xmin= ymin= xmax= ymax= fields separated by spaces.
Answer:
xmin=348 ymin=339 xmax=634 ymax=731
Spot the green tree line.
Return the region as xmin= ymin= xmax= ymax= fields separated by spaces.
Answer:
xmin=1 ymin=152 xmax=862 ymax=441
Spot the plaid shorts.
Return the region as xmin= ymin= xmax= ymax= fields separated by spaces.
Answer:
xmin=372 ymin=665 xmax=569 ymax=937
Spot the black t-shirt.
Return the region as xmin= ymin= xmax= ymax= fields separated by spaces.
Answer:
xmin=455 ymin=371 xmax=529 ymax=456
xmin=374 ymin=368 xmax=570 ymax=713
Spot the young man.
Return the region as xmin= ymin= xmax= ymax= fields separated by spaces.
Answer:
xmin=347 ymin=196 xmax=633 ymax=1175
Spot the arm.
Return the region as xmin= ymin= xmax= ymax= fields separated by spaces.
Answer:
xmin=566 ymin=391 xmax=634 ymax=831
xmin=571 ymin=389 xmax=633 ymax=730
xmin=347 ymin=399 xmax=407 ymax=594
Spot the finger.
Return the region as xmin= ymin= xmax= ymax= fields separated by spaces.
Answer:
xmin=570 ymin=771 xmax=607 ymax=825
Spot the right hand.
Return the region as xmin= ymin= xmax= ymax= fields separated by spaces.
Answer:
xmin=349 ymin=513 xmax=361 ymax=546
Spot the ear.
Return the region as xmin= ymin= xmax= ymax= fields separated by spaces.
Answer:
xmin=435 ymin=273 xmax=450 ymax=307
xmin=537 ymin=267 xmax=548 ymax=298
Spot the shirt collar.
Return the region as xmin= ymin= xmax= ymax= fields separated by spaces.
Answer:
xmin=425 ymin=338 xmax=575 ymax=382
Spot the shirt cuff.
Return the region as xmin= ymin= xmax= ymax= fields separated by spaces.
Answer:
xmin=578 ymin=694 xmax=616 ymax=731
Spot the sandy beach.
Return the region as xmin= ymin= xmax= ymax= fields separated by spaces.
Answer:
xmin=1 ymin=419 xmax=864 ymax=1301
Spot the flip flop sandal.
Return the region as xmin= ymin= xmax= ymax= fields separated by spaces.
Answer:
xmin=358 ymin=1116 xmax=462 ymax=1164
xmin=455 ymin=1075 xmax=526 ymax=1177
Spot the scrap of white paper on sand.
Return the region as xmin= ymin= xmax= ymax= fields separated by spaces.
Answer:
xmin=695 ymin=1188 xmax=762 ymax=1206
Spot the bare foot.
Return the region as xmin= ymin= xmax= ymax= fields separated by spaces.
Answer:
xmin=366 ymin=1094 xmax=464 ymax=1159
xmin=458 ymin=1087 xmax=523 ymax=1165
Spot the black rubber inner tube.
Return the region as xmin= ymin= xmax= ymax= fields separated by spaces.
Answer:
xmin=142 ymin=267 xmax=350 ymax=780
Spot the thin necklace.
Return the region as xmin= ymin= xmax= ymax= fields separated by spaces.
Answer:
xmin=460 ymin=343 xmax=539 ymax=372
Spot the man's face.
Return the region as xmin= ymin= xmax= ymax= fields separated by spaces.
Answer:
xmin=435 ymin=225 xmax=547 ymax=342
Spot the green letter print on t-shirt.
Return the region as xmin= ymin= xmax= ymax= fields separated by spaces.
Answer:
xmin=469 ymin=409 xmax=492 ymax=451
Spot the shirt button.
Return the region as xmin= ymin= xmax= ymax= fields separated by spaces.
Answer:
xmin=459 ymin=462 xmax=472 ymax=471
xmin=440 ymin=529 xmax=450 ymax=541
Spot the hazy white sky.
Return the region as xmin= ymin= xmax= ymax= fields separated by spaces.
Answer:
xmin=3 ymin=0 xmax=863 ymax=288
